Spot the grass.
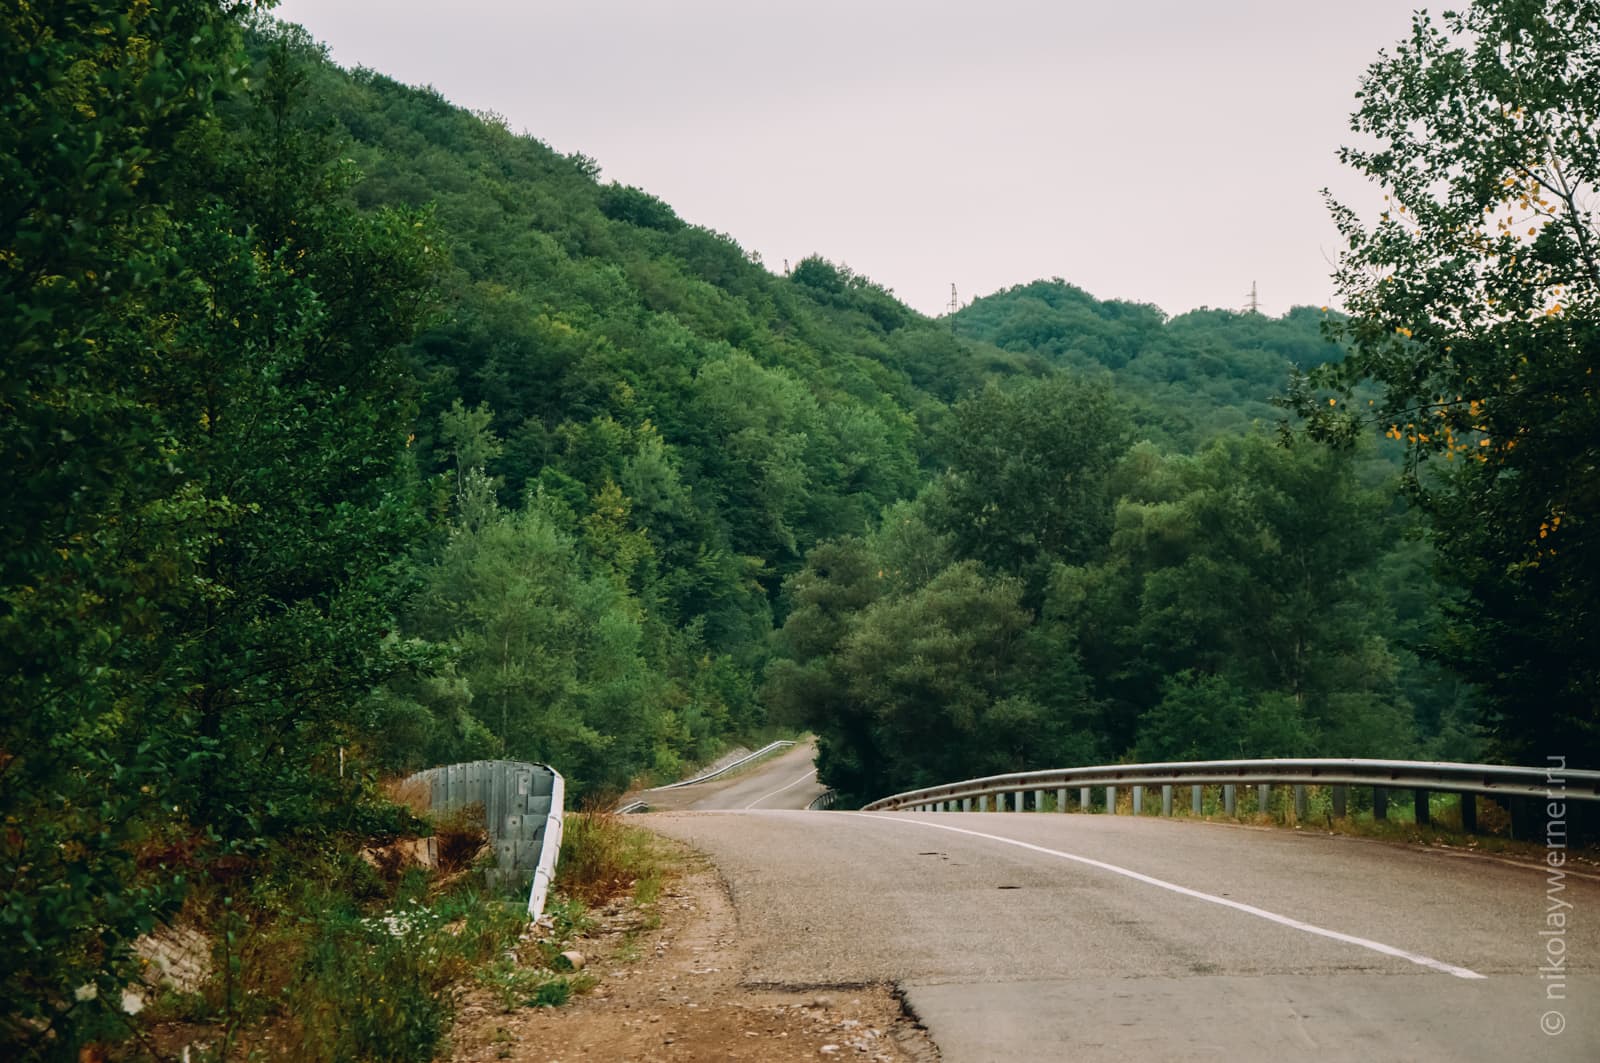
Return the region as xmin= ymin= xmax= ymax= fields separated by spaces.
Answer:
xmin=120 ymin=803 xmax=683 ymax=1061
xmin=556 ymin=810 xmax=676 ymax=908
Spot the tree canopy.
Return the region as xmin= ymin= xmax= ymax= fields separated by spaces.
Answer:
xmin=1291 ymin=0 xmax=1600 ymax=766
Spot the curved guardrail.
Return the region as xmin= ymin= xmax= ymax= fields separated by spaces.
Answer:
xmin=861 ymin=758 xmax=1600 ymax=830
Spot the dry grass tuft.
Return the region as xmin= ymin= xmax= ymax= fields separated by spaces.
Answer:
xmin=556 ymin=811 xmax=674 ymax=907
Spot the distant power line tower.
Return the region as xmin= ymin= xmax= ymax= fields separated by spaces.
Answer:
xmin=948 ymin=283 xmax=958 ymax=334
xmin=1244 ymin=280 xmax=1260 ymax=314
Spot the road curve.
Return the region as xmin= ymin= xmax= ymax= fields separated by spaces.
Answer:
xmin=640 ymin=740 xmax=830 ymax=812
xmin=642 ymin=808 xmax=1599 ymax=1062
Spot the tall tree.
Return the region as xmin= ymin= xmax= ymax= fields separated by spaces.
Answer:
xmin=150 ymin=24 xmax=440 ymax=833
xmin=1 ymin=2 xmax=250 ymax=1051
xmin=1293 ymin=0 xmax=1600 ymax=766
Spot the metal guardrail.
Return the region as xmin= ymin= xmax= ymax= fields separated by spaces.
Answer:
xmin=861 ymin=758 xmax=1600 ymax=831
xmin=646 ymin=740 xmax=796 ymax=791
xmin=402 ymin=759 xmax=565 ymax=919
xmin=807 ymin=789 xmax=837 ymax=811
xmin=615 ymin=799 xmax=649 ymax=814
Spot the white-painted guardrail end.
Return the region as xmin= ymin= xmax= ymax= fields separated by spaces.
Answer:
xmin=527 ymin=770 xmax=565 ymax=921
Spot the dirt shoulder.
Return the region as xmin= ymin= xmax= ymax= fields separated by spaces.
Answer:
xmin=449 ymin=843 xmax=936 ymax=1062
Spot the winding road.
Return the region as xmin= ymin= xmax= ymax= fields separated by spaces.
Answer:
xmin=637 ymin=740 xmax=831 ymax=812
xmin=638 ymin=746 xmax=1599 ymax=1061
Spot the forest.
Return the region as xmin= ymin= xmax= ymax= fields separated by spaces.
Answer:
xmin=3 ymin=0 xmax=1595 ymax=1054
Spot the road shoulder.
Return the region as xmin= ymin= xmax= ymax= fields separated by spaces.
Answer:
xmin=450 ymin=838 xmax=935 ymax=1062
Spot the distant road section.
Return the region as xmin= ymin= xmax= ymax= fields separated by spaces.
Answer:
xmin=640 ymin=739 xmax=828 ymax=812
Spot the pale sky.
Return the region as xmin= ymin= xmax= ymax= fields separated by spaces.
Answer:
xmin=273 ymin=0 xmax=1418 ymax=318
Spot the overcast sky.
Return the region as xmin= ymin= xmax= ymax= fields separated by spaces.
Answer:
xmin=273 ymin=0 xmax=1419 ymax=319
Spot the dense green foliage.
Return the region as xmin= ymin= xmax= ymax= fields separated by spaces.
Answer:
xmin=8 ymin=0 xmax=1592 ymax=1054
xmin=1291 ymin=0 xmax=1600 ymax=768
xmin=955 ymin=279 xmax=1348 ymax=449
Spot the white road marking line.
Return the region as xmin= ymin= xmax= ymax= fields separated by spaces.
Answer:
xmin=847 ymin=813 xmax=1486 ymax=981
xmin=745 ymin=768 xmax=819 ymax=810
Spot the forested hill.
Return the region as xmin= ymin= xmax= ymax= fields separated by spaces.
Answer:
xmin=954 ymin=280 xmax=1348 ymax=448
xmin=278 ymin=15 xmax=1463 ymax=807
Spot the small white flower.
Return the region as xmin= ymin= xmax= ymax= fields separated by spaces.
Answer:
xmin=74 ymin=983 xmax=98 ymax=1002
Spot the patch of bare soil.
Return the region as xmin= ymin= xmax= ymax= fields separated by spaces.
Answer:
xmin=449 ymin=853 xmax=935 ymax=1063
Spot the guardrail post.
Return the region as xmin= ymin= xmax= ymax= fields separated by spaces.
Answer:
xmin=1034 ymin=788 xmax=1045 ymax=812
xmin=1414 ymin=789 xmax=1430 ymax=827
xmin=1332 ymin=785 xmax=1347 ymax=819
xmin=1461 ymin=792 xmax=1477 ymax=833
xmin=979 ymin=795 xmax=989 ymax=812
xmin=1105 ymin=785 xmax=1117 ymax=814
xmin=1080 ymin=786 xmax=1091 ymax=811
xmin=997 ymin=792 xmax=1008 ymax=812
xmin=962 ymin=797 xmax=972 ymax=812
xmin=1057 ymin=787 xmax=1068 ymax=812
xmin=1132 ymin=786 xmax=1143 ymax=815
xmin=1257 ymin=783 xmax=1271 ymax=815
xmin=1191 ymin=785 xmax=1203 ymax=815
xmin=1223 ymin=785 xmax=1236 ymax=816
xmin=1293 ymin=784 xmax=1307 ymax=821
xmin=1162 ymin=784 xmax=1173 ymax=816
xmin=1374 ymin=786 xmax=1388 ymax=821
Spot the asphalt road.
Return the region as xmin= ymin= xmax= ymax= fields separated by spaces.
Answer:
xmin=642 ymin=807 xmax=1600 ymax=1062
xmin=639 ymin=740 xmax=831 ymax=812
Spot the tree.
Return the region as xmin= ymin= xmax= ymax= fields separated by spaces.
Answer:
xmin=1052 ymin=435 xmax=1410 ymax=758
xmin=1292 ymin=0 xmax=1600 ymax=766
xmin=0 ymin=3 xmax=255 ymax=1051
xmin=148 ymin=24 xmax=441 ymax=835
xmin=409 ymin=498 xmax=662 ymax=795
xmin=935 ymin=375 xmax=1132 ymax=597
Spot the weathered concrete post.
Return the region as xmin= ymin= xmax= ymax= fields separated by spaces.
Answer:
xmin=1192 ymin=785 xmax=1203 ymax=815
xmin=1293 ymin=785 xmax=1307 ymax=822
xmin=1132 ymin=786 xmax=1143 ymax=815
xmin=1105 ymin=785 xmax=1117 ymax=814
xmin=1079 ymin=787 xmax=1091 ymax=811
xmin=1057 ymin=787 xmax=1069 ymax=812
xmin=1224 ymin=785 xmax=1237 ymax=816
xmin=1162 ymin=784 xmax=1174 ymax=817
xmin=1257 ymin=783 xmax=1271 ymax=815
